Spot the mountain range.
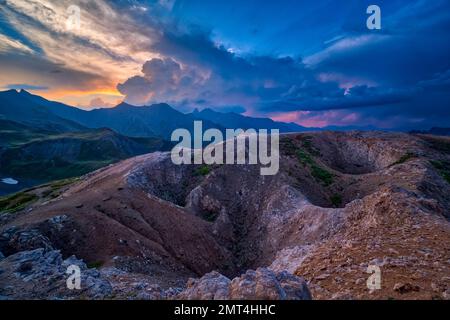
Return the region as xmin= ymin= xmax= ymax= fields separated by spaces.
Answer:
xmin=0 ymin=89 xmax=314 ymax=140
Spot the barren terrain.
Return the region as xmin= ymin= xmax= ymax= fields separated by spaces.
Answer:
xmin=0 ymin=131 xmax=449 ymax=300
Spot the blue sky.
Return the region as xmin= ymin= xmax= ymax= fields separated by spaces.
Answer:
xmin=0 ymin=0 xmax=449 ymax=129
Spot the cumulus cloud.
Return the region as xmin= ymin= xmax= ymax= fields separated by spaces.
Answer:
xmin=4 ymin=83 xmax=49 ymax=91
xmin=87 ymin=97 xmax=119 ymax=109
xmin=1 ymin=0 xmax=450 ymax=129
xmin=118 ymin=29 xmax=320 ymax=109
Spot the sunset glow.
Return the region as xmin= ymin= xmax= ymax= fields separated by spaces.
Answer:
xmin=1 ymin=0 xmax=449 ymax=129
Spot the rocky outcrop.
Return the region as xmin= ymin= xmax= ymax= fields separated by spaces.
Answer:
xmin=0 ymin=227 xmax=54 ymax=256
xmin=177 ymin=268 xmax=311 ymax=300
xmin=0 ymin=249 xmax=112 ymax=299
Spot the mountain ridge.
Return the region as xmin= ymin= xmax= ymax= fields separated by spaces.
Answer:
xmin=2 ymin=89 xmax=421 ymax=138
xmin=0 ymin=90 xmax=335 ymax=139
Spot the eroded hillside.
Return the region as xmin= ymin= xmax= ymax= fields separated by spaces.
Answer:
xmin=0 ymin=132 xmax=449 ymax=300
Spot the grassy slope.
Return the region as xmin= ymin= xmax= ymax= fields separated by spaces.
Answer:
xmin=0 ymin=120 xmax=171 ymax=184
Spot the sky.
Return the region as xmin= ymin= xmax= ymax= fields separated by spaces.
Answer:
xmin=0 ymin=0 xmax=449 ymax=129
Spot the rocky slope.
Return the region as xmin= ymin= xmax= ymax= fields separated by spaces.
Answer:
xmin=0 ymin=131 xmax=449 ymax=300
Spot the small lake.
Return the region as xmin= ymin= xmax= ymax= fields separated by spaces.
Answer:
xmin=0 ymin=177 xmax=43 ymax=197
xmin=1 ymin=178 xmax=18 ymax=185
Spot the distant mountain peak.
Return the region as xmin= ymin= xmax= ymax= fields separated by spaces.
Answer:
xmin=115 ymin=101 xmax=134 ymax=109
xmin=19 ymin=89 xmax=32 ymax=95
xmin=2 ymin=89 xmax=19 ymax=95
xmin=151 ymin=102 xmax=174 ymax=109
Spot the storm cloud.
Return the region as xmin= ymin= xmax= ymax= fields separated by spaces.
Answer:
xmin=1 ymin=0 xmax=450 ymax=129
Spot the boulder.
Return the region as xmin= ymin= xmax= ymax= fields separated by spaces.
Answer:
xmin=177 ymin=268 xmax=311 ymax=300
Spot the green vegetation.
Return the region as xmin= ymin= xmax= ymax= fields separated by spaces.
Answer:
xmin=330 ymin=194 xmax=343 ymax=207
xmin=0 ymin=177 xmax=80 ymax=214
xmin=194 ymin=165 xmax=211 ymax=176
xmin=390 ymin=152 xmax=416 ymax=167
xmin=0 ymin=191 xmax=38 ymax=213
xmin=257 ymin=135 xmax=335 ymax=186
xmin=279 ymin=138 xmax=297 ymax=156
xmin=87 ymin=261 xmax=104 ymax=269
xmin=423 ymin=136 xmax=450 ymax=154
xmin=294 ymin=138 xmax=334 ymax=186
xmin=297 ymin=149 xmax=315 ymax=166
xmin=203 ymin=210 xmax=219 ymax=222
xmin=301 ymin=136 xmax=321 ymax=156
xmin=40 ymin=177 xmax=81 ymax=199
xmin=49 ymin=177 xmax=80 ymax=190
xmin=430 ymin=160 xmax=450 ymax=184
xmin=310 ymin=164 xmax=334 ymax=186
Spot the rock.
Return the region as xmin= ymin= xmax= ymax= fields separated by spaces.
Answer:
xmin=443 ymin=288 xmax=450 ymax=300
xmin=47 ymin=215 xmax=68 ymax=231
xmin=331 ymin=290 xmax=354 ymax=300
xmin=275 ymin=271 xmax=312 ymax=300
xmin=0 ymin=251 xmax=4 ymax=260
xmin=0 ymin=228 xmax=53 ymax=256
xmin=177 ymin=271 xmax=231 ymax=300
xmin=393 ymin=283 xmax=420 ymax=294
xmin=0 ymin=249 xmax=112 ymax=299
xmin=315 ymin=273 xmax=330 ymax=281
xmin=269 ymin=245 xmax=314 ymax=273
xmin=177 ymin=268 xmax=311 ymax=300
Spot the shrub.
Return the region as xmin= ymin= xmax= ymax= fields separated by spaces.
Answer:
xmin=195 ymin=165 xmax=211 ymax=176
xmin=390 ymin=152 xmax=416 ymax=167
xmin=0 ymin=192 xmax=38 ymax=213
xmin=330 ymin=194 xmax=343 ymax=207
xmin=87 ymin=261 xmax=103 ymax=269
xmin=430 ymin=160 xmax=450 ymax=184
xmin=311 ymin=164 xmax=334 ymax=186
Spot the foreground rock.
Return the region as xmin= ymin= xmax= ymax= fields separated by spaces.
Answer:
xmin=0 ymin=248 xmax=309 ymax=300
xmin=0 ymin=249 xmax=112 ymax=299
xmin=176 ymin=268 xmax=311 ymax=300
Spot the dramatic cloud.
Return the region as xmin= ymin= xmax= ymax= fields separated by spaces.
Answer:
xmin=1 ymin=0 xmax=450 ymax=128
xmin=0 ymin=0 xmax=158 ymax=103
xmin=86 ymin=97 xmax=120 ymax=109
xmin=4 ymin=84 xmax=49 ymax=91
